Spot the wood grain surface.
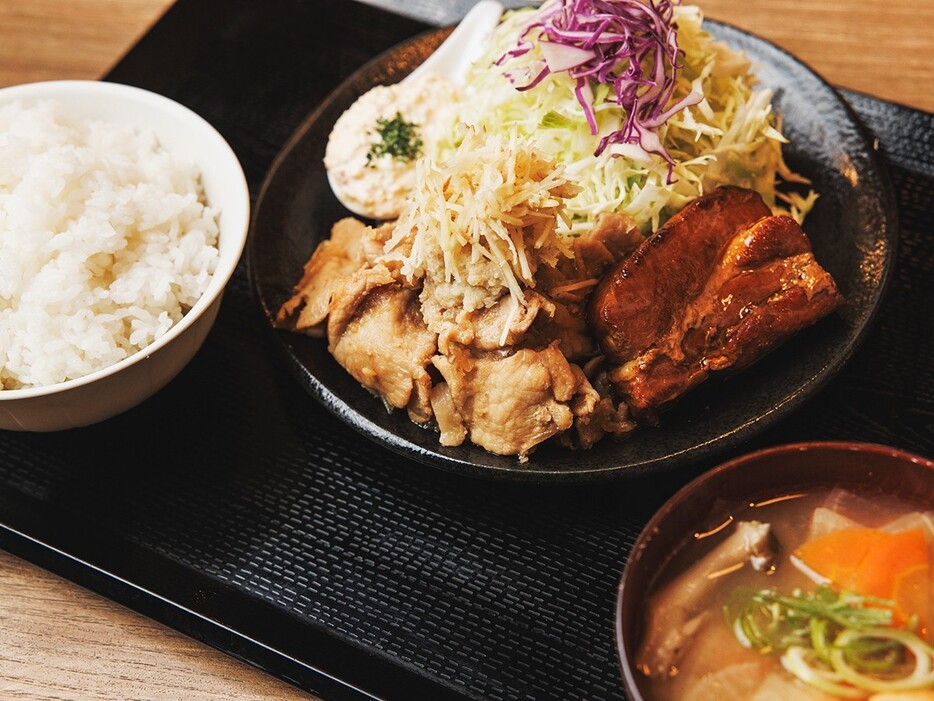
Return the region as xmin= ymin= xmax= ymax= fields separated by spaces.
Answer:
xmin=0 ymin=552 xmax=312 ymax=700
xmin=701 ymin=0 xmax=934 ymax=113
xmin=0 ymin=0 xmax=931 ymax=699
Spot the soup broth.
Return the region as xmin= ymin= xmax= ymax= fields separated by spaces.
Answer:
xmin=636 ymin=485 xmax=934 ymax=701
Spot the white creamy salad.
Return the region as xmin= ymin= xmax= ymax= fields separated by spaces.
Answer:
xmin=324 ymin=72 xmax=457 ymax=220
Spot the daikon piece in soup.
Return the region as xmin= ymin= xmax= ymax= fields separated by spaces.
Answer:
xmin=635 ymin=486 xmax=934 ymax=701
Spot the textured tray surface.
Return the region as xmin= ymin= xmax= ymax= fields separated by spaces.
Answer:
xmin=0 ymin=2 xmax=931 ymax=700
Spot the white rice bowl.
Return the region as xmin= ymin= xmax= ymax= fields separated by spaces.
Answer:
xmin=0 ymin=81 xmax=249 ymax=431
xmin=0 ymin=100 xmax=220 ymax=389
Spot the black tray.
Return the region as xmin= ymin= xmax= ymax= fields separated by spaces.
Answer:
xmin=0 ymin=2 xmax=931 ymax=699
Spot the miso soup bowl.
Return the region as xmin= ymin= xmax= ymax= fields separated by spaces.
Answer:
xmin=0 ymin=80 xmax=249 ymax=431
xmin=615 ymin=441 xmax=934 ymax=701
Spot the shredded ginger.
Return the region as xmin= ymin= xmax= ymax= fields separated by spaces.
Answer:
xmin=382 ymin=126 xmax=581 ymax=317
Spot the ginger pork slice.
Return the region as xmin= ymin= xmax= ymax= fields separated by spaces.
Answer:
xmin=327 ymin=264 xmax=437 ymax=424
xmin=276 ymin=218 xmax=392 ymax=334
xmin=431 ymin=343 xmax=598 ymax=460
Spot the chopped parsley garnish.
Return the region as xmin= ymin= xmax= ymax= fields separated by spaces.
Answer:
xmin=366 ymin=112 xmax=423 ymax=165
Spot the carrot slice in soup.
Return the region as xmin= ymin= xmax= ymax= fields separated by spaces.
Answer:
xmin=793 ymin=527 xmax=886 ymax=590
xmin=861 ymin=528 xmax=930 ymax=629
xmin=795 ymin=526 xmax=930 ymax=626
xmin=856 ymin=527 xmax=929 ymax=598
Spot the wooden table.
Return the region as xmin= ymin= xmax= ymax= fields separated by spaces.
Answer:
xmin=0 ymin=1 xmax=931 ymax=699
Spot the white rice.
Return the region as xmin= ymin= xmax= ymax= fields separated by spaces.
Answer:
xmin=0 ymin=100 xmax=220 ymax=390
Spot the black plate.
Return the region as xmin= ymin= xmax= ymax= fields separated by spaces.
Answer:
xmin=249 ymin=21 xmax=896 ymax=482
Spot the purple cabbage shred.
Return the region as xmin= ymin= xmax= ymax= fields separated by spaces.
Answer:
xmin=499 ymin=0 xmax=702 ymax=182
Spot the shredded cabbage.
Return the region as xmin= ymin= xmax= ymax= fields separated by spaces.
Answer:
xmin=436 ymin=2 xmax=814 ymax=233
xmin=496 ymin=0 xmax=704 ymax=177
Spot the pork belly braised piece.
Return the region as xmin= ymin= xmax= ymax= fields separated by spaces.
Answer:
xmin=591 ymin=187 xmax=844 ymax=417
